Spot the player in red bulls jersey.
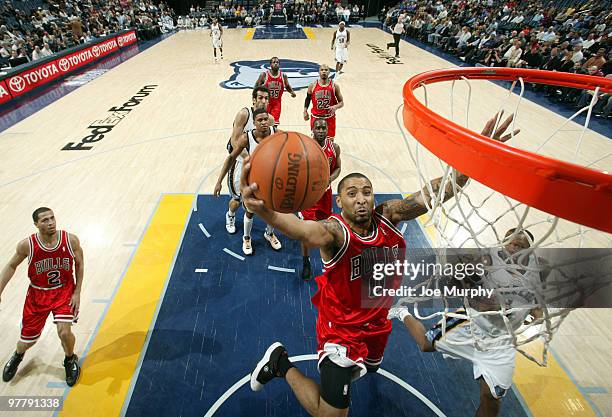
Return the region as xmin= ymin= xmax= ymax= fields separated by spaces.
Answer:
xmin=242 ymin=113 xmax=519 ymax=417
xmin=304 ymin=64 xmax=344 ymax=138
xmin=299 ymin=118 xmax=342 ymax=281
xmin=0 ymin=208 xmax=84 ymax=386
xmin=255 ymin=57 xmax=296 ymax=126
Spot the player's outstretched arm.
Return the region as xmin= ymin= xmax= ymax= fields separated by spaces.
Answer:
xmin=378 ymin=112 xmax=520 ymax=225
xmin=0 ymin=239 xmax=28 ymax=305
xmin=240 ymin=158 xmax=341 ymax=250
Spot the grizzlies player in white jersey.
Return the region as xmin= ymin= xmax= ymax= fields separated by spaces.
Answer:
xmin=214 ymin=107 xmax=281 ymax=255
xmin=214 ymin=86 xmax=274 ymax=236
xmin=331 ymin=21 xmax=350 ymax=74
xmin=210 ymin=17 xmax=223 ymax=62
xmin=389 ymin=228 xmax=542 ymax=417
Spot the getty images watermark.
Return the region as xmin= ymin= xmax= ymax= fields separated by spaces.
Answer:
xmin=370 ymin=259 xmax=491 ymax=298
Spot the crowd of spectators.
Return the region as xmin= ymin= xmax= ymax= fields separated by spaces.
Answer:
xmin=177 ymin=1 xmax=367 ymax=28
xmin=381 ymin=0 xmax=612 ymax=118
xmin=1 ymin=0 xmax=176 ymax=70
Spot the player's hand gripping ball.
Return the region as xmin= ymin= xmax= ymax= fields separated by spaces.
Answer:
xmin=248 ymin=131 xmax=330 ymax=213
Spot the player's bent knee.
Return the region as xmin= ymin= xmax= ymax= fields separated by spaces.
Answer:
xmin=56 ymin=324 xmax=73 ymax=340
xmin=319 ymin=357 xmax=354 ymax=410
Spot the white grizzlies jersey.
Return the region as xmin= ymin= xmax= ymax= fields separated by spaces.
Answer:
xmin=246 ymin=125 xmax=278 ymax=154
xmin=470 ymin=249 xmax=540 ymax=338
xmin=211 ymin=23 xmax=222 ymax=40
xmin=211 ymin=23 xmax=222 ymax=48
xmin=335 ymin=29 xmax=348 ymax=49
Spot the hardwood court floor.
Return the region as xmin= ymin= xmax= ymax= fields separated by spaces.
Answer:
xmin=0 ymin=27 xmax=609 ymax=416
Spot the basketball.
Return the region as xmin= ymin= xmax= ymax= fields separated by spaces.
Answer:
xmin=248 ymin=131 xmax=330 ymax=213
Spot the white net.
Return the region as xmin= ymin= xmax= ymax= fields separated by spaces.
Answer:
xmin=395 ymin=74 xmax=612 ymax=366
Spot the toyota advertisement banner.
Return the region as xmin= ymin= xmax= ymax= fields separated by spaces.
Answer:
xmin=116 ymin=31 xmax=138 ymax=48
xmin=1 ymin=30 xmax=137 ymax=101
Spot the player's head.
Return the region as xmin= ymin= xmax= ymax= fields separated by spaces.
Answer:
xmin=270 ymin=56 xmax=280 ymax=70
xmin=212 ymin=17 xmax=218 ymax=23
xmin=319 ymin=64 xmax=330 ymax=81
xmin=339 ymin=21 xmax=345 ymax=30
xmin=252 ymin=107 xmax=270 ymax=133
xmin=312 ymin=118 xmax=328 ymax=145
xmin=252 ymin=85 xmax=270 ymax=110
xmin=32 ymin=207 xmax=55 ymax=235
xmin=336 ymin=173 xmax=374 ymax=225
xmin=503 ymin=228 xmax=534 ymax=255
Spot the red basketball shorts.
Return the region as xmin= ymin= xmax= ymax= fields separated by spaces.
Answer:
xmin=299 ymin=187 xmax=332 ymax=221
xmin=20 ymin=285 xmax=76 ymax=344
xmin=316 ymin=315 xmax=392 ymax=381
xmin=268 ymin=102 xmax=282 ymax=125
xmin=310 ymin=115 xmax=336 ymax=138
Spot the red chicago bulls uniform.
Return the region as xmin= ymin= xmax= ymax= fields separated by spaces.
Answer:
xmin=312 ymin=212 xmax=406 ymax=378
xmin=310 ymin=79 xmax=338 ymax=137
xmin=264 ymin=70 xmax=285 ymax=124
xmin=300 ymin=139 xmax=337 ymax=221
xmin=21 ymin=231 xmax=76 ymax=343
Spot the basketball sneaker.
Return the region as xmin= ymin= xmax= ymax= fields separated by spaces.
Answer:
xmin=63 ymin=354 xmax=81 ymax=387
xmin=250 ymin=342 xmax=287 ymax=391
xmin=387 ymin=305 xmax=411 ymax=322
xmin=225 ymin=211 xmax=236 ymax=234
xmin=264 ymin=232 xmax=282 ymax=250
xmin=2 ymin=352 xmax=24 ymax=382
xmin=242 ymin=236 xmax=253 ymax=255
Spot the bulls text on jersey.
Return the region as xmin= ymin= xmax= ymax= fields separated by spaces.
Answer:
xmin=350 ymin=244 xmax=400 ymax=281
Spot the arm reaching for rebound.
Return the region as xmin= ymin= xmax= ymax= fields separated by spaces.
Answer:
xmin=377 ymin=112 xmax=520 ymax=225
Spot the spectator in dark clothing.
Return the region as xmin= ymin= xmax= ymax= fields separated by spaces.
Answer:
xmin=518 ymin=43 xmax=544 ymax=68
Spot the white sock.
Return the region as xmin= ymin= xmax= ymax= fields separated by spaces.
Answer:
xmin=244 ymin=215 xmax=253 ymax=238
xmin=265 ymin=224 xmax=274 ymax=235
xmin=227 ymin=209 xmax=235 ymax=218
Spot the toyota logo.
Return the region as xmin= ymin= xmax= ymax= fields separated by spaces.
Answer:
xmin=59 ymin=58 xmax=70 ymax=72
xmin=118 ymin=37 xmax=124 ymax=47
xmin=92 ymin=46 xmax=100 ymax=57
xmin=9 ymin=76 xmax=26 ymax=92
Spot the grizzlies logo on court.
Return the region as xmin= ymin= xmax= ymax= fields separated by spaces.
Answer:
xmin=220 ymin=59 xmax=335 ymax=91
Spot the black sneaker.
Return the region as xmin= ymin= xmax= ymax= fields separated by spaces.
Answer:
xmin=2 ymin=352 xmax=24 ymax=382
xmin=63 ymin=355 xmax=81 ymax=387
xmin=250 ymin=342 xmax=286 ymax=391
xmin=301 ymin=259 xmax=311 ymax=281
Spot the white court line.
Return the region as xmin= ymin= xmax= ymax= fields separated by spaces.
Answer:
xmin=195 ymin=268 xmax=208 ymax=273
xmin=268 ymin=265 xmax=295 ymax=273
xmin=400 ymin=223 xmax=407 ymax=235
xmin=223 ymin=248 xmax=245 ymax=261
xmin=198 ymin=223 xmax=211 ymax=238
xmin=203 ymin=354 xmax=447 ymax=417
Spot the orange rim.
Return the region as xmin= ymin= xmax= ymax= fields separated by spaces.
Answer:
xmin=402 ymin=68 xmax=612 ymax=233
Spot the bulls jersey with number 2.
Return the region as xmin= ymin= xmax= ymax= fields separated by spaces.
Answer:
xmin=27 ymin=231 xmax=75 ymax=290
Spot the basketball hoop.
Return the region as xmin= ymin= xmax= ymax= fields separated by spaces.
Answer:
xmin=396 ymin=67 xmax=612 ymax=366
xmin=403 ymin=68 xmax=612 ymax=233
